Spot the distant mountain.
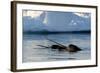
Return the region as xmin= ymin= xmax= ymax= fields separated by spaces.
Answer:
xmin=23 ymin=11 xmax=91 ymax=32
xmin=23 ymin=30 xmax=91 ymax=35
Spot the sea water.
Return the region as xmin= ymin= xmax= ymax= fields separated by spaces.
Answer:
xmin=22 ymin=33 xmax=91 ymax=63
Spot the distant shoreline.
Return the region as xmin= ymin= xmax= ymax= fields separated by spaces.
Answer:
xmin=23 ymin=30 xmax=91 ymax=34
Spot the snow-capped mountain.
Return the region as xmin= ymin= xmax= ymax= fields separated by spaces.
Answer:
xmin=23 ymin=11 xmax=91 ymax=32
xmin=23 ymin=12 xmax=47 ymax=32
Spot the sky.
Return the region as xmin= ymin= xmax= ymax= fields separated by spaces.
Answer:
xmin=23 ymin=10 xmax=90 ymax=18
xmin=23 ymin=10 xmax=91 ymax=32
xmin=23 ymin=10 xmax=43 ymax=18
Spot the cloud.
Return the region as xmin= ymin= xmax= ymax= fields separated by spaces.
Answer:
xmin=73 ymin=12 xmax=90 ymax=18
xmin=23 ymin=10 xmax=43 ymax=18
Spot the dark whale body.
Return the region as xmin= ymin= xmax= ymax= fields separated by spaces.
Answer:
xmin=51 ymin=45 xmax=66 ymax=49
xmin=37 ymin=44 xmax=81 ymax=52
xmin=68 ymin=44 xmax=82 ymax=52
xmin=37 ymin=39 xmax=82 ymax=52
xmin=50 ymin=44 xmax=81 ymax=52
xmin=51 ymin=45 xmax=67 ymax=51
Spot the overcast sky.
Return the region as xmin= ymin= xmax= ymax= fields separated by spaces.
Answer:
xmin=23 ymin=10 xmax=91 ymax=31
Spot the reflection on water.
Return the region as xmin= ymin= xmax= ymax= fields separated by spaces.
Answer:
xmin=22 ymin=33 xmax=91 ymax=63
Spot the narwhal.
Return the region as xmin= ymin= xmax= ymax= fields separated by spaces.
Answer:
xmin=37 ymin=39 xmax=81 ymax=52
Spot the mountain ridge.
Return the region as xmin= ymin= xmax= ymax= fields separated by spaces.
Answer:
xmin=23 ymin=11 xmax=91 ymax=32
xmin=23 ymin=30 xmax=91 ymax=34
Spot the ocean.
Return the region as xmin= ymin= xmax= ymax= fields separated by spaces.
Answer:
xmin=22 ymin=33 xmax=91 ymax=63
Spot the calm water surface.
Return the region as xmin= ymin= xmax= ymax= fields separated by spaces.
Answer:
xmin=22 ymin=33 xmax=91 ymax=63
